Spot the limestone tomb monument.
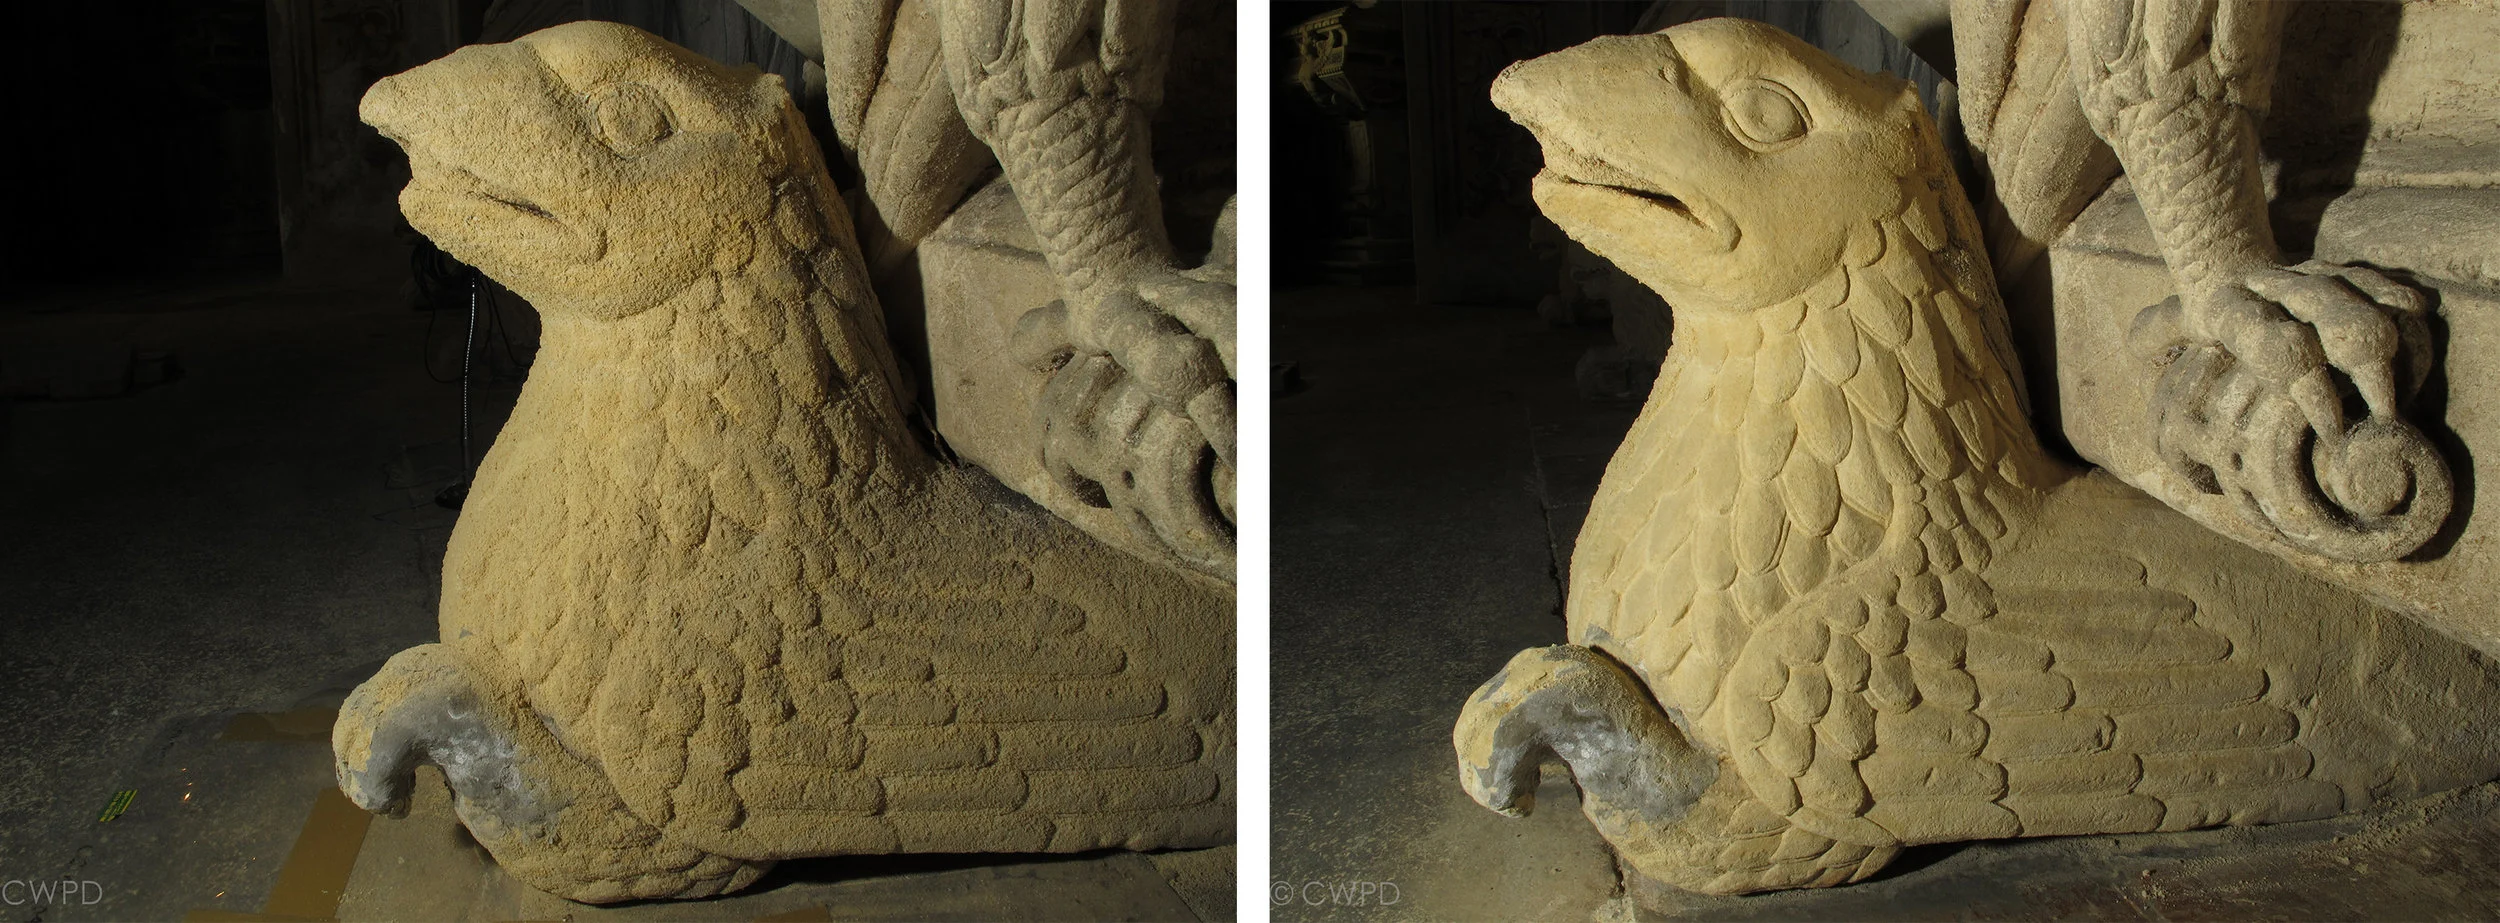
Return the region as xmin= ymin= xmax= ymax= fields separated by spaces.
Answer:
xmin=1455 ymin=16 xmax=2500 ymax=896
xmin=330 ymin=21 xmax=1231 ymax=903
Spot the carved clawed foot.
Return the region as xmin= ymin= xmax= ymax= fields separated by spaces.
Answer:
xmin=2131 ymin=260 xmax=2452 ymax=561
xmin=1013 ymin=205 xmax=1237 ymax=576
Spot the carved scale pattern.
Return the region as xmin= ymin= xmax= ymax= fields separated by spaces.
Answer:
xmin=1555 ymin=110 xmax=2500 ymax=894
xmin=413 ymin=54 xmax=1229 ymax=897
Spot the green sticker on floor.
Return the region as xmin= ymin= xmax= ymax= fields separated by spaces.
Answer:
xmin=100 ymin=788 xmax=136 ymax=822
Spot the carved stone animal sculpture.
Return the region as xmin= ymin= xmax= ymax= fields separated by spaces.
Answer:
xmin=1455 ymin=19 xmax=2500 ymax=896
xmin=334 ymin=22 xmax=1231 ymax=903
xmin=1953 ymin=0 xmax=2450 ymax=561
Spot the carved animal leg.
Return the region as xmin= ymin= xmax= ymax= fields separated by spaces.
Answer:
xmin=334 ymin=644 xmax=772 ymax=903
xmin=2129 ymin=262 xmax=2451 ymax=561
xmin=2066 ymin=0 xmax=2453 ymax=560
xmin=939 ymin=1 xmax=1238 ymax=572
xmin=1456 ymin=645 xmax=1898 ymax=894
xmin=1019 ymin=318 xmax=1231 ymax=573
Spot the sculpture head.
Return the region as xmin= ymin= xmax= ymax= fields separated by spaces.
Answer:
xmin=361 ymin=21 xmax=828 ymax=320
xmin=1492 ymin=19 xmax=1938 ymax=313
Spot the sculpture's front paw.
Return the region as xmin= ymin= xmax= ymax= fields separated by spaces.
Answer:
xmin=1015 ymin=269 xmax=1236 ymax=576
xmin=2131 ymin=261 xmax=2450 ymax=561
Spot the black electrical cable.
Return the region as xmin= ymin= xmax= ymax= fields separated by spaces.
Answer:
xmin=434 ymin=270 xmax=481 ymax=510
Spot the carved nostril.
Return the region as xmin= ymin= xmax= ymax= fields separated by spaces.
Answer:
xmin=1658 ymin=49 xmax=1687 ymax=93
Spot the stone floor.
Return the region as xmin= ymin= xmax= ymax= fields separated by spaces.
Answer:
xmin=0 ymin=272 xmax=1230 ymax=922
xmin=1268 ymin=283 xmax=2500 ymax=923
xmin=1270 ymin=285 xmax=1629 ymax=923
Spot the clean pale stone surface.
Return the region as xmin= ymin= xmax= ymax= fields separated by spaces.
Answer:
xmin=332 ymin=21 xmax=1230 ymax=903
xmin=1455 ymin=18 xmax=2500 ymax=899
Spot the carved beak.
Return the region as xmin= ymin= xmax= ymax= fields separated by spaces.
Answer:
xmin=1492 ymin=33 xmax=1740 ymax=262
xmin=360 ymin=45 xmax=605 ymax=267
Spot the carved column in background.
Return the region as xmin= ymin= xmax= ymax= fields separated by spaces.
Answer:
xmin=1285 ymin=5 xmax=1413 ymax=286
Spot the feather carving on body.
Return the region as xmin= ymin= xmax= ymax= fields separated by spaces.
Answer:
xmin=331 ymin=22 xmax=1230 ymax=903
xmin=1455 ymin=19 xmax=2500 ymax=895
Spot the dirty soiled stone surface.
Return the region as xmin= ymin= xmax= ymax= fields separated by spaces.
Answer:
xmin=1455 ymin=19 xmax=2500 ymax=899
xmin=735 ymin=0 xmax=1239 ymax=582
xmin=1958 ymin=1 xmax=2461 ymax=590
xmin=917 ymin=178 xmax=1240 ymax=586
xmin=1992 ymin=1 xmax=2500 ymax=658
xmin=330 ymin=21 xmax=1231 ymax=904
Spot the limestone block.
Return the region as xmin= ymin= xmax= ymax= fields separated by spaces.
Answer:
xmin=1457 ymin=18 xmax=2500 ymax=898
xmin=917 ymin=180 xmax=1226 ymax=581
xmin=330 ymin=22 xmax=1230 ymax=904
xmin=919 ymin=179 xmax=1058 ymax=495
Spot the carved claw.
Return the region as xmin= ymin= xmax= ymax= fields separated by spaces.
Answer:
xmin=1076 ymin=273 xmax=1236 ymax=451
xmin=1029 ymin=348 xmax=1232 ymax=572
xmin=1013 ymin=267 xmax=1237 ymax=575
xmin=1455 ymin=645 xmax=1716 ymax=825
xmin=2227 ymin=261 xmax=2432 ymax=430
xmin=2132 ymin=262 xmax=2451 ymax=561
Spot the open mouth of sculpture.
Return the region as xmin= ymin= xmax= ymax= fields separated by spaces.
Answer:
xmin=1536 ymin=146 xmax=1716 ymax=236
xmin=1533 ymin=151 xmax=1735 ymax=255
xmin=399 ymin=157 xmax=565 ymax=231
xmin=395 ymin=158 xmax=606 ymax=266
xmin=440 ymin=169 xmax=559 ymax=224
xmin=1576 ymin=178 xmax=1692 ymax=220
xmin=475 ymin=186 xmax=556 ymax=222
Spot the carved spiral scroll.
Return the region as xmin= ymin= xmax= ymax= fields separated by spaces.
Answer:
xmin=2145 ymin=328 xmax=2452 ymax=563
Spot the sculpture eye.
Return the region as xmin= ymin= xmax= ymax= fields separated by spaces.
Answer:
xmin=587 ymin=83 xmax=672 ymax=157
xmin=1724 ymin=79 xmax=1808 ymax=147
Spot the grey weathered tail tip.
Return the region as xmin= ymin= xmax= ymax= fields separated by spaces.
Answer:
xmin=332 ymin=644 xmax=496 ymax=819
xmin=1454 ymin=644 xmax=1718 ymax=825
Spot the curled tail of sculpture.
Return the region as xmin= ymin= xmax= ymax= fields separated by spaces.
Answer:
xmin=334 ymin=644 xmax=773 ymax=903
xmin=1455 ymin=645 xmax=1899 ymax=894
